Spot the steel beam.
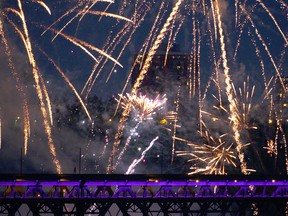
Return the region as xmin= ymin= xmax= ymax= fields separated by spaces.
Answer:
xmin=0 ymin=174 xmax=287 ymax=215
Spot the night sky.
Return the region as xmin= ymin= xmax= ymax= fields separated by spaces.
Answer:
xmin=0 ymin=0 xmax=288 ymax=175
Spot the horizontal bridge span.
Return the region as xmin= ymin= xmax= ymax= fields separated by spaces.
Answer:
xmin=0 ymin=175 xmax=287 ymax=215
xmin=0 ymin=174 xmax=288 ymax=199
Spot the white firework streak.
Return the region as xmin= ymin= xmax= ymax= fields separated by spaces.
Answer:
xmin=126 ymin=136 xmax=159 ymax=174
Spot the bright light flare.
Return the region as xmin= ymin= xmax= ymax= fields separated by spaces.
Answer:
xmin=117 ymin=93 xmax=167 ymax=122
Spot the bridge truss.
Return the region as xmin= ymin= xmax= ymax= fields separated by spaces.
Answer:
xmin=0 ymin=174 xmax=287 ymax=215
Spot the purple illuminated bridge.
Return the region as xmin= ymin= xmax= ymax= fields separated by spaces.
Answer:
xmin=0 ymin=174 xmax=287 ymax=215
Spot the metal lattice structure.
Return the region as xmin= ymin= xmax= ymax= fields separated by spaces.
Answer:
xmin=0 ymin=174 xmax=287 ymax=215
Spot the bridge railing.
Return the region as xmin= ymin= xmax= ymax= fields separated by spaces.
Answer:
xmin=0 ymin=174 xmax=287 ymax=199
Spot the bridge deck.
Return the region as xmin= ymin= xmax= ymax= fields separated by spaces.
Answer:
xmin=0 ymin=174 xmax=287 ymax=199
xmin=0 ymin=174 xmax=287 ymax=215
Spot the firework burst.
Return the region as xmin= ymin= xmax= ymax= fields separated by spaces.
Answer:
xmin=1 ymin=0 xmax=288 ymax=175
xmin=117 ymin=93 xmax=167 ymax=122
xmin=176 ymin=130 xmax=238 ymax=175
xmin=112 ymin=93 xmax=167 ymax=170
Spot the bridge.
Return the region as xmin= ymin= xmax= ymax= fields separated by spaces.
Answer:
xmin=0 ymin=174 xmax=287 ymax=215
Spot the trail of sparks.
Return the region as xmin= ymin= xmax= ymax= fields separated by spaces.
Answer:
xmin=210 ymin=0 xmax=217 ymax=40
xmin=131 ymin=0 xmax=183 ymax=95
xmin=189 ymin=2 xmax=197 ymax=100
xmin=15 ymin=0 xmax=62 ymax=173
xmin=106 ymin=104 xmax=130 ymax=173
xmin=139 ymin=2 xmax=167 ymax=69
xmin=266 ymin=96 xmax=278 ymax=156
xmin=115 ymin=121 xmax=141 ymax=169
xmin=215 ymin=0 xmax=248 ymax=174
xmin=83 ymin=10 xmax=133 ymax=23
xmin=104 ymin=11 xmax=144 ymax=83
xmin=232 ymin=79 xmax=256 ymax=130
xmin=249 ymin=31 xmax=268 ymax=93
xmin=164 ymin=15 xmax=185 ymax=67
xmin=240 ymin=5 xmax=284 ymax=88
xmin=39 ymin=74 xmax=53 ymax=126
xmin=23 ymin=101 xmax=30 ymax=154
xmin=278 ymin=121 xmax=288 ymax=174
xmin=199 ymin=11 xmax=221 ymax=135
xmin=196 ymin=22 xmax=202 ymax=135
xmin=256 ymin=0 xmax=288 ymax=46
xmin=33 ymin=0 xmax=51 ymax=15
xmin=126 ymin=136 xmax=158 ymax=174
xmin=0 ymin=17 xmax=31 ymax=154
xmin=114 ymin=2 xmax=167 ymax=115
xmin=83 ymin=1 xmax=152 ymax=97
xmin=48 ymin=28 xmax=122 ymax=68
xmin=171 ymin=83 xmax=181 ymax=164
xmin=235 ymin=0 xmax=239 ymax=27
xmin=39 ymin=48 xmax=92 ymax=122
xmin=50 ymin=2 xmax=102 ymax=42
xmin=99 ymin=129 xmax=110 ymax=160
xmin=41 ymin=4 xmax=82 ymax=36
xmin=206 ymin=12 xmax=221 ymax=104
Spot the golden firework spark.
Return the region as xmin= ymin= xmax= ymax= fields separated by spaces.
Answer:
xmin=232 ymin=79 xmax=257 ymax=131
xmin=131 ymin=0 xmax=183 ymax=95
xmin=1 ymin=0 xmax=62 ymax=173
xmin=176 ymin=131 xmax=237 ymax=175
xmin=264 ymin=139 xmax=277 ymax=156
xmin=200 ymin=77 xmax=258 ymax=174
xmin=214 ymin=0 xmax=248 ymax=174
xmin=117 ymin=93 xmax=167 ymax=121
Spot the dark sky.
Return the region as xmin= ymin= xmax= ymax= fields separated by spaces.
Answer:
xmin=0 ymin=0 xmax=287 ymax=175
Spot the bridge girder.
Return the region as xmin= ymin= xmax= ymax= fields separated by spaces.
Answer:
xmin=0 ymin=174 xmax=287 ymax=215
